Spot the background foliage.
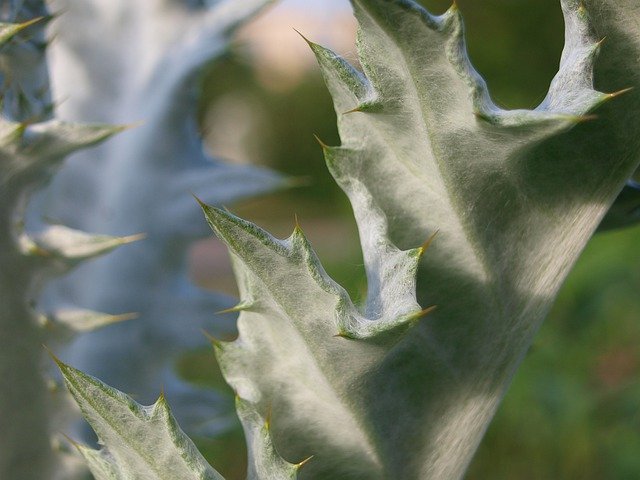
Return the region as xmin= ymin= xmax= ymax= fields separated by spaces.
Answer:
xmin=183 ymin=0 xmax=639 ymax=478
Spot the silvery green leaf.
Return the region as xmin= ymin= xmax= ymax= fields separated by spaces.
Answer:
xmin=56 ymin=358 xmax=225 ymax=480
xmin=21 ymin=224 xmax=142 ymax=264
xmin=57 ymin=359 xmax=302 ymax=480
xmin=0 ymin=3 xmax=133 ymax=478
xmin=0 ymin=118 xmax=124 ymax=187
xmin=236 ymin=397 xmax=308 ymax=480
xmin=201 ymin=0 xmax=640 ymax=478
xmin=45 ymin=308 xmax=137 ymax=334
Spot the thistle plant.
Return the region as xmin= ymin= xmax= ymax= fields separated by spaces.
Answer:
xmin=0 ymin=3 xmax=134 ymax=478
xmin=39 ymin=0 xmax=284 ymax=435
xmin=59 ymin=0 xmax=640 ymax=479
xmin=0 ymin=0 xmax=285 ymax=478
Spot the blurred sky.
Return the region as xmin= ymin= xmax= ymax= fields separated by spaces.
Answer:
xmin=238 ymin=0 xmax=357 ymax=91
xmin=287 ymin=0 xmax=350 ymax=9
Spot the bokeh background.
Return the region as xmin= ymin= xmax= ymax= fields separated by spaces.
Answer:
xmin=182 ymin=0 xmax=640 ymax=478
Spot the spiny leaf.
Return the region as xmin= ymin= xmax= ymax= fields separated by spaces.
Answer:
xmin=201 ymin=202 xmax=425 ymax=341
xmin=199 ymin=0 xmax=640 ymax=479
xmin=57 ymin=358 xmax=301 ymax=480
xmin=237 ymin=397 xmax=306 ymax=480
xmin=43 ymin=308 xmax=137 ymax=333
xmin=55 ymin=358 xmax=225 ymax=480
xmin=0 ymin=3 xmax=51 ymax=122
xmin=21 ymin=225 xmax=143 ymax=263
xmin=0 ymin=119 xmax=126 ymax=183
xmin=21 ymin=121 xmax=129 ymax=158
xmin=0 ymin=2 xmax=131 ymax=478
xmin=202 ymin=202 xmax=406 ymax=478
xmin=0 ymin=18 xmax=42 ymax=47
xmin=73 ymin=444 xmax=120 ymax=480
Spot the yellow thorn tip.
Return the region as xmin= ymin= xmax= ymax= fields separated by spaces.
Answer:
xmin=333 ymin=331 xmax=353 ymax=339
xmin=60 ymin=433 xmax=83 ymax=452
xmin=313 ymin=133 xmax=329 ymax=150
xmin=608 ymin=87 xmax=634 ymax=99
xmin=109 ymin=312 xmax=139 ymax=324
xmin=296 ymin=455 xmax=314 ymax=470
xmin=158 ymin=387 xmax=166 ymax=403
xmin=572 ymin=114 xmax=598 ymax=124
xmin=414 ymin=305 xmax=438 ymax=321
xmin=121 ymin=232 xmax=146 ymax=244
xmin=216 ymin=305 xmax=242 ymax=315
xmin=117 ymin=121 xmax=145 ymax=132
xmin=19 ymin=17 xmax=45 ymax=29
xmin=43 ymin=345 xmax=64 ymax=368
xmin=418 ymin=230 xmax=439 ymax=257
xmin=342 ymin=106 xmax=363 ymax=115
xmin=293 ymin=28 xmax=315 ymax=47
xmin=191 ymin=193 xmax=208 ymax=209
xmin=201 ymin=329 xmax=225 ymax=348
xmin=264 ymin=405 xmax=273 ymax=432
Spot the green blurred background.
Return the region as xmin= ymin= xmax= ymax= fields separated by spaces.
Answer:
xmin=182 ymin=0 xmax=640 ymax=477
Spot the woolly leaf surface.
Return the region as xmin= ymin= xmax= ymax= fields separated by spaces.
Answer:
xmin=57 ymin=360 xmax=225 ymax=480
xmin=237 ymin=397 xmax=306 ymax=480
xmin=58 ymin=359 xmax=300 ymax=480
xmin=202 ymin=1 xmax=640 ymax=479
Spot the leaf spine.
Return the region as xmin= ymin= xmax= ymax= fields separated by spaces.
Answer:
xmin=418 ymin=230 xmax=439 ymax=258
xmin=216 ymin=301 xmax=254 ymax=315
xmin=202 ymin=330 xmax=228 ymax=350
xmin=295 ymin=455 xmax=314 ymax=471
